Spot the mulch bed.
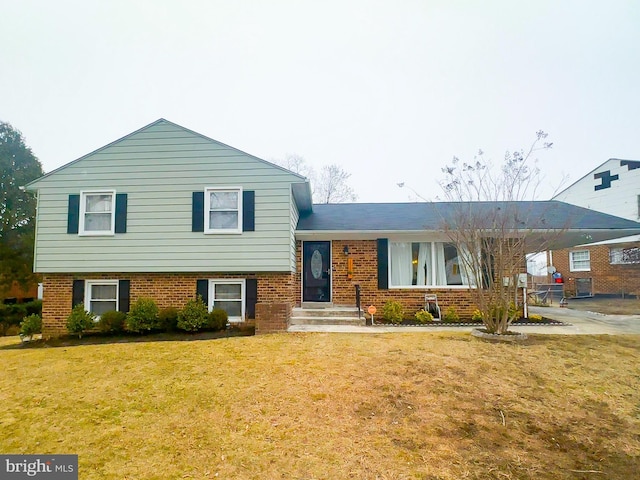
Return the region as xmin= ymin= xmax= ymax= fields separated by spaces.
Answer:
xmin=375 ymin=317 xmax=568 ymax=327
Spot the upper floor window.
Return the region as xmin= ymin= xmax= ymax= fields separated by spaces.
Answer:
xmin=205 ymin=187 xmax=242 ymax=234
xmin=80 ymin=190 xmax=115 ymax=235
xmin=569 ymin=250 xmax=590 ymax=271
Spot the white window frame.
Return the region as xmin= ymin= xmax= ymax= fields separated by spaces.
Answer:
xmin=208 ymin=279 xmax=245 ymax=323
xmin=79 ymin=190 xmax=116 ymax=236
xmin=85 ymin=279 xmax=119 ymax=319
xmin=388 ymin=241 xmax=472 ymax=289
xmin=610 ymin=246 xmax=640 ymax=265
xmin=569 ymin=250 xmax=591 ymax=272
xmin=204 ymin=187 xmax=243 ymax=234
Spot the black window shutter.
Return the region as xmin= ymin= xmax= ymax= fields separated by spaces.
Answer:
xmin=196 ymin=279 xmax=209 ymax=305
xmin=118 ymin=280 xmax=131 ymax=313
xmin=245 ymin=278 xmax=258 ymax=319
xmin=377 ymin=238 xmax=389 ymax=290
xmin=115 ymin=194 xmax=128 ymax=233
xmin=67 ymin=195 xmax=80 ymax=234
xmin=72 ymin=279 xmax=85 ymax=307
xmin=192 ymin=192 xmax=205 ymax=232
xmin=242 ymin=190 xmax=255 ymax=232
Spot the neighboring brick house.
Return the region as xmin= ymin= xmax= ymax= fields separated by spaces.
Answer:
xmin=552 ymin=158 xmax=640 ymax=296
xmin=25 ymin=120 xmax=640 ymax=336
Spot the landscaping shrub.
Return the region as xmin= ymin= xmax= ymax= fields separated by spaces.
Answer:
xmin=97 ymin=310 xmax=127 ymax=334
xmin=442 ymin=307 xmax=460 ymax=323
xmin=24 ymin=300 xmax=42 ymax=317
xmin=126 ymin=298 xmax=160 ymax=333
xmin=382 ymin=301 xmax=404 ymax=324
xmin=415 ymin=309 xmax=434 ymax=324
xmin=20 ymin=314 xmax=42 ymax=340
xmin=528 ymin=313 xmax=543 ymax=321
xmin=66 ymin=303 xmax=96 ymax=338
xmin=158 ymin=307 xmax=179 ymax=332
xmin=471 ymin=309 xmax=484 ymax=322
xmin=0 ymin=303 xmax=26 ymax=336
xmin=177 ymin=297 xmax=209 ymax=332
xmin=207 ymin=308 xmax=229 ymax=331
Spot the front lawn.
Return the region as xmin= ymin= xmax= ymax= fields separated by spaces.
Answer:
xmin=1 ymin=332 xmax=638 ymax=479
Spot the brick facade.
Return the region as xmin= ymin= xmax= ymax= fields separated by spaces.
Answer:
xmin=42 ymin=272 xmax=295 ymax=338
xmin=297 ymin=239 xmax=478 ymax=318
xmin=552 ymin=242 xmax=640 ymax=296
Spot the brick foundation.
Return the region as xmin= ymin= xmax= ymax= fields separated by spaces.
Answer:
xmin=41 ymin=272 xmax=295 ymax=338
xmin=552 ymin=242 xmax=640 ymax=296
xmin=255 ymin=302 xmax=292 ymax=334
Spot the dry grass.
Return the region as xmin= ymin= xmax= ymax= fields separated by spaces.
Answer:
xmin=1 ymin=332 xmax=639 ymax=479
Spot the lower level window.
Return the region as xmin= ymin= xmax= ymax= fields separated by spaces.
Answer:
xmin=390 ymin=242 xmax=471 ymax=287
xmin=85 ymin=280 xmax=118 ymax=316
xmin=209 ymin=280 xmax=244 ymax=322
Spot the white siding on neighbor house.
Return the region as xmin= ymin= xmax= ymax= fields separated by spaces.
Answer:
xmin=30 ymin=120 xmax=304 ymax=273
xmin=554 ymin=159 xmax=640 ymax=221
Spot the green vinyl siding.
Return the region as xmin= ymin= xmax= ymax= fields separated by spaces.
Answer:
xmin=30 ymin=120 xmax=304 ymax=273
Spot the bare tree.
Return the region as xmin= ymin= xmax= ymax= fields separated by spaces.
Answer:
xmin=273 ymin=155 xmax=358 ymax=204
xmin=314 ymin=164 xmax=358 ymax=204
xmin=276 ymin=154 xmax=315 ymax=179
xmin=440 ymin=131 xmax=557 ymax=335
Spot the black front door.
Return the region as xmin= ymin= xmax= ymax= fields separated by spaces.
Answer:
xmin=303 ymin=241 xmax=331 ymax=302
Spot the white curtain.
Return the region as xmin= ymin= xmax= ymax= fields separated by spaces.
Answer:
xmin=390 ymin=242 xmax=412 ymax=286
xmin=458 ymin=245 xmax=474 ymax=286
xmin=434 ymin=243 xmax=447 ymax=285
xmin=416 ymin=242 xmax=432 ymax=285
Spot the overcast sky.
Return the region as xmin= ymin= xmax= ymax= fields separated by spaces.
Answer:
xmin=2 ymin=0 xmax=639 ymax=202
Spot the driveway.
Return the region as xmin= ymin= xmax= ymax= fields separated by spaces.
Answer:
xmin=288 ymin=306 xmax=640 ymax=335
xmin=521 ymin=305 xmax=640 ymax=335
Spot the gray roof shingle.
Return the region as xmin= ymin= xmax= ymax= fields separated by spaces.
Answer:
xmin=297 ymin=201 xmax=640 ymax=232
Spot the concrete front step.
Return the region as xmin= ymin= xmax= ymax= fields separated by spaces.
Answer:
xmin=292 ymin=306 xmax=361 ymax=318
xmin=290 ymin=306 xmax=365 ymax=326
xmin=290 ymin=316 xmax=366 ymax=326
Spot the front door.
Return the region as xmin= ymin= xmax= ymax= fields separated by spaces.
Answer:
xmin=303 ymin=241 xmax=331 ymax=302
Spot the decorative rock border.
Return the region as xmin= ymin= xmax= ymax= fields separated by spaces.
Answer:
xmin=471 ymin=328 xmax=528 ymax=342
xmin=373 ymin=318 xmax=569 ymax=328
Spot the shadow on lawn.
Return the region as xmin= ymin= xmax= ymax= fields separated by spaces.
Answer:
xmin=0 ymin=327 xmax=255 ymax=350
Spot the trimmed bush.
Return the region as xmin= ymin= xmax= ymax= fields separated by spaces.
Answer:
xmin=24 ymin=300 xmax=43 ymax=317
xmin=382 ymin=301 xmax=404 ymax=324
xmin=442 ymin=307 xmax=460 ymax=323
xmin=126 ymin=298 xmax=160 ymax=333
xmin=20 ymin=314 xmax=42 ymax=340
xmin=471 ymin=309 xmax=484 ymax=322
xmin=415 ymin=309 xmax=434 ymax=324
xmin=0 ymin=303 xmax=27 ymax=335
xmin=158 ymin=307 xmax=179 ymax=332
xmin=97 ymin=310 xmax=127 ymax=334
xmin=207 ymin=308 xmax=229 ymax=331
xmin=66 ymin=303 xmax=96 ymax=338
xmin=177 ymin=297 xmax=209 ymax=332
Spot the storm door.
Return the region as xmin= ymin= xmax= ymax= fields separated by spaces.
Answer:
xmin=302 ymin=241 xmax=331 ymax=302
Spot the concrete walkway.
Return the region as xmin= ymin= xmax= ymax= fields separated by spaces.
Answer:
xmin=287 ymin=306 xmax=640 ymax=335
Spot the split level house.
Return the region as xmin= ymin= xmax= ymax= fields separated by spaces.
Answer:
xmin=552 ymin=158 xmax=640 ymax=297
xmin=25 ymin=120 xmax=640 ymax=336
